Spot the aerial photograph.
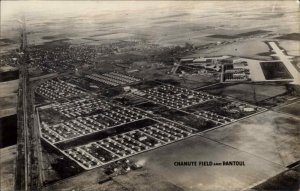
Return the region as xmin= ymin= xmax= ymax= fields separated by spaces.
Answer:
xmin=0 ymin=1 xmax=299 ymax=191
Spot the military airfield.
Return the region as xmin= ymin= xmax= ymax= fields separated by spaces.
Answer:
xmin=0 ymin=1 xmax=299 ymax=191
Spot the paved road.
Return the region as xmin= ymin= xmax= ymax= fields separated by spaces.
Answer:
xmin=15 ymin=16 xmax=41 ymax=191
xmin=23 ymin=66 xmax=29 ymax=191
xmin=15 ymin=17 xmax=30 ymax=191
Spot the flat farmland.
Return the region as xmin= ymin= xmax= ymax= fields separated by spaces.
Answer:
xmin=275 ymin=101 xmax=300 ymax=117
xmin=113 ymin=168 xmax=184 ymax=191
xmin=129 ymin=135 xmax=285 ymax=191
xmin=3 ymin=1 xmax=298 ymax=49
xmin=43 ymin=167 xmax=110 ymax=191
xmin=205 ymin=111 xmax=300 ymax=166
xmin=0 ymin=80 xmax=19 ymax=97
xmin=0 ymin=94 xmax=17 ymax=117
xmin=0 ymin=146 xmax=16 ymax=191
xmin=277 ymin=40 xmax=300 ymax=60
xmin=187 ymin=39 xmax=272 ymax=60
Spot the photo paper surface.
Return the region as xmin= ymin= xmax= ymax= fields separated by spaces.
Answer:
xmin=0 ymin=1 xmax=299 ymax=190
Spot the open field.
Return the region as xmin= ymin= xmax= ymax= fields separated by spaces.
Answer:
xmin=0 ymin=115 xmax=17 ymax=148
xmin=131 ymin=81 xmax=161 ymax=90
xmin=0 ymin=94 xmax=17 ymax=117
xmin=135 ymin=102 xmax=169 ymax=114
xmin=130 ymin=65 xmax=171 ymax=81
xmin=253 ymin=169 xmax=300 ymax=191
xmin=43 ymin=167 xmax=109 ymax=191
xmin=0 ymin=94 xmax=17 ymax=110
xmin=43 ymin=167 xmax=183 ymax=191
xmin=207 ymin=84 xmax=286 ymax=103
xmin=205 ymin=111 xmax=300 ymax=166
xmin=275 ymin=101 xmax=300 ymax=117
xmin=0 ymin=66 xmax=18 ymax=73
xmin=278 ymin=40 xmax=300 ymax=57
xmin=113 ymin=168 xmax=184 ymax=191
xmin=259 ymin=94 xmax=300 ymax=108
xmin=2 ymin=1 xmax=299 ymax=50
xmin=203 ymin=83 xmax=287 ymax=103
xmin=187 ymin=39 xmax=273 ymax=60
xmin=207 ymin=30 xmax=270 ymax=39
xmin=0 ymin=70 xmax=19 ymax=83
xmin=154 ymin=74 xmax=219 ymax=89
xmin=129 ymin=135 xmax=285 ymax=191
xmin=276 ymin=33 xmax=300 ymax=41
xmin=0 ymin=107 xmax=17 ymax=118
xmin=0 ymin=80 xmax=19 ymax=97
xmin=0 ymin=145 xmax=17 ymax=191
xmin=157 ymin=109 xmax=216 ymax=131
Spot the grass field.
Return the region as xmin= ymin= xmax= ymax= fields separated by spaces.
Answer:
xmin=276 ymin=33 xmax=300 ymax=41
xmin=0 ymin=94 xmax=17 ymax=110
xmin=114 ymin=168 xmax=183 ymax=191
xmin=276 ymin=101 xmax=300 ymax=117
xmin=43 ymin=166 xmax=108 ymax=191
xmin=204 ymin=83 xmax=287 ymax=103
xmin=0 ymin=146 xmax=16 ymax=191
xmin=130 ymin=135 xmax=285 ymax=191
xmin=207 ymin=30 xmax=270 ymax=39
xmin=158 ymin=109 xmax=216 ymax=131
xmin=278 ymin=40 xmax=300 ymax=57
xmin=205 ymin=111 xmax=300 ymax=166
xmin=0 ymin=80 xmax=19 ymax=97
xmin=188 ymin=39 xmax=271 ymax=59
xmin=0 ymin=94 xmax=17 ymax=117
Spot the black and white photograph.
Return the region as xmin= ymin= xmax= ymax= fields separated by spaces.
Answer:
xmin=0 ymin=1 xmax=299 ymax=190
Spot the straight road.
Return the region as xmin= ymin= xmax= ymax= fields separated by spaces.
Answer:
xmin=15 ymin=16 xmax=41 ymax=191
xmin=15 ymin=16 xmax=30 ymax=191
